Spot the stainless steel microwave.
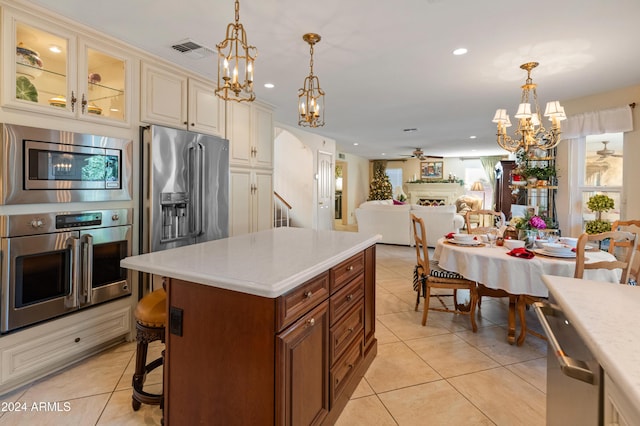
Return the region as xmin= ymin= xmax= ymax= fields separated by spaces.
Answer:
xmin=1 ymin=123 xmax=132 ymax=204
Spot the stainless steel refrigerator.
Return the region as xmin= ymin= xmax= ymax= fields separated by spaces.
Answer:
xmin=140 ymin=125 xmax=229 ymax=254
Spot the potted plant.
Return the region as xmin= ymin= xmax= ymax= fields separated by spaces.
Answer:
xmin=584 ymin=194 xmax=615 ymax=234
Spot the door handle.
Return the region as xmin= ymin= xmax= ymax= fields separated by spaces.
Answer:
xmin=81 ymin=234 xmax=93 ymax=305
xmin=533 ymin=302 xmax=595 ymax=384
xmin=65 ymin=236 xmax=80 ymax=309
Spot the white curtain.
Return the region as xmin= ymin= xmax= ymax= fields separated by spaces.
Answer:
xmin=480 ymin=156 xmax=502 ymax=208
xmin=563 ymin=105 xmax=633 ymax=139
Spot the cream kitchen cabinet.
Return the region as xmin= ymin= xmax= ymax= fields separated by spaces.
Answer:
xmin=2 ymin=7 xmax=132 ymax=126
xmin=227 ymin=101 xmax=273 ymax=168
xmin=230 ymin=168 xmax=273 ymax=236
xmin=140 ymin=61 xmax=224 ymax=137
xmin=604 ymin=373 xmax=640 ymax=426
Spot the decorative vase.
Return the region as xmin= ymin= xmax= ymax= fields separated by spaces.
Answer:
xmin=518 ymin=229 xmax=537 ymax=249
xmin=526 ymin=177 xmax=537 ymax=186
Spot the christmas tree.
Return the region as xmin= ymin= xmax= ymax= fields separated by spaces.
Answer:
xmin=368 ymin=161 xmax=393 ymax=200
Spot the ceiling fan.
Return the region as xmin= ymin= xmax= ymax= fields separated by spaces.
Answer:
xmin=400 ymin=148 xmax=442 ymax=161
xmin=596 ymin=141 xmax=623 ymax=159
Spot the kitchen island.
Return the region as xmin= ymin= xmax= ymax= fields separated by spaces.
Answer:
xmin=541 ymin=275 xmax=640 ymax=425
xmin=121 ymin=227 xmax=380 ymax=425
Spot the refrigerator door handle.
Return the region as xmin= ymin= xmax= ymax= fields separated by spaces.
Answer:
xmin=65 ymin=236 xmax=80 ymax=309
xmin=198 ymin=142 xmax=205 ymax=235
xmin=188 ymin=142 xmax=204 ymax=236
xmin=533 ymin=301 xmax=595 ymax=384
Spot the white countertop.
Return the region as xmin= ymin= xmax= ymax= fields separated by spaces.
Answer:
xmin=121 ymin=228 xmax=380 ymax=298
xmin=542 ymin=275 xmax=640 ymax=408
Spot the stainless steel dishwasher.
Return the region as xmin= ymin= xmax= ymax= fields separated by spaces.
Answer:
xmin=534 ymin=297 xmax=603 ymax=425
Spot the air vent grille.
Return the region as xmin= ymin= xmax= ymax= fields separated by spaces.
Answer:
xmin=171 ymin=39 xmax=216 ymax=59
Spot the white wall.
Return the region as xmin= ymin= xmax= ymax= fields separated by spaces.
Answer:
xmin=273 ymin=123 xmax=336 ymax=230
xmin=336 ymin=150 xmax=369 ymax=225
xmin=556 ymin=84 xmax=640 ymax=235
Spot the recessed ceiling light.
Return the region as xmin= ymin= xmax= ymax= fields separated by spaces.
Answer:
xmin=264 ymin=83 xmax=274 ymax=88
xmin=469 ymin=135 xmax=477 ymax=139
xmin=353 ymin=142 xmax=359 ymax=146
xmin=453 ymin=48 xmax=468 ymax=56
xmin=49 ymin=45 xmax=62 ymax=53
xmin=381 ymin=153 xmax=386 ymax=156
xmin=403 ymin=128 xmax=418 ymax=133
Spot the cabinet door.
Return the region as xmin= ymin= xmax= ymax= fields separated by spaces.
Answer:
xmin=188 ymin=78 xmax=224 ymax=137
xmin=255 ymin=170 xmax=273 ymax=232
xmin=253 ymin=103 xmax=274 ymax=168
xmin=229 ymin=168 xmax=253 ymax=236
xmin=78 ymin=38 xmax=131 ymax=126
xmin=2 ymin=10 xmax=76 ymax=117
xmin=228 ymin=102 xmax=252 ymax=166
xmin=141 ymin=62 xmax=187 ymax=128
xmin=276 ymin=302 xmax=329 ymax=426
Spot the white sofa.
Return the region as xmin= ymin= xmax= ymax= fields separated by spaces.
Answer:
xmin=354 ymin=200 xmax=464 ymax=247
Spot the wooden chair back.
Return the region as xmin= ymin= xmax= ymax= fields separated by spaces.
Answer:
xmin=465 ymin=210 xmax=506 ymax=234
xmin=611 ymin=220 xmax=640 ymax=282
xmin=411 ymin=213 xmax=431 ymax=276
xmin=574 ymin=231 xmax=638 ymax=284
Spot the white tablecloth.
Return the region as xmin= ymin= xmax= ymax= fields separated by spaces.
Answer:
xmin=434 ymin=238 xmax=620 ymax=297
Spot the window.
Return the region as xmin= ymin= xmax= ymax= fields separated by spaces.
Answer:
xmin=581 ymin=133 xmax=623 ymax=225
xmin=385 ymin=168 xmax=403 ymax=194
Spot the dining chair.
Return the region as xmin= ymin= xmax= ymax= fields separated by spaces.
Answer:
xmin=411 ymin=213 xmax=478 ymax=332
xmin=574 ymin=230 xmax=638 ymax=284
xmin=464 ymin=210 xmax=506 ymax=235
xmin=611 ymin=220 xmax=640 ymax=284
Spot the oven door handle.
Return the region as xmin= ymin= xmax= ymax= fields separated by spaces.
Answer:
xmin=65 ymin=236 xmax=80 ymax=309
xmin=81 ymin=234 xmax=93 ymax=305
xmin=533 ymin=301 xmax=595 ymax=384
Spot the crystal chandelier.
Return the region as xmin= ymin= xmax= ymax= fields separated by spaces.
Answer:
xmin=492 ymin=62 xmax=566 ymax=153
xmin=298 ymin=33 xmax=325 ymax=127
xmin=215 ymin=0 xmax=257 ymax=102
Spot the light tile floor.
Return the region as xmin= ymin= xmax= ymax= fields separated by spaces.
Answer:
xmin=0 ymin=244 xmax=547 ymax=425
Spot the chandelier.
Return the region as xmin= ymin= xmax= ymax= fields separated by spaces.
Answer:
xmin=298 ymin=33 xmax=325 ymax=127
xmin=215 ymin=0 xmax=257 ymax=102
xmin=492 ymin=62 xmax=566 ymax=153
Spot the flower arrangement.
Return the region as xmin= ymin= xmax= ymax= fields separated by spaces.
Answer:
xmin=585 ymin=194 xmax=614 ymax=234
xmin=510 ymin=211 xmax=552 ymax=230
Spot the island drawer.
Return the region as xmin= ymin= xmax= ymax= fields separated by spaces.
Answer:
xmin=330 ymin=337 xmax=364 ymax=406
xmin=330 ymin=252 xmax=364 ymax=292
xmin=330 ymin=301 xmax=364 ymax=363
xmin=276 ymin=271 xmax=330 ymax=331
xmin=330 ymin=274 xmax=364 ymax=325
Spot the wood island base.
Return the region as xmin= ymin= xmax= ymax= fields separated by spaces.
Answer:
xmin=163 ymin=245 xmax=377 ymax=425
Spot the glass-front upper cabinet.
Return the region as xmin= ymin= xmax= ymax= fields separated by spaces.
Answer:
xmin=2 ymin=9 xmax=131 ymax=126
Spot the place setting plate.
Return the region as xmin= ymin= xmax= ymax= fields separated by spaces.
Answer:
xmin=533 ymin=248 xmax=577 ymax=258
xmin=444 ymin=239 xmax=485 ymax=247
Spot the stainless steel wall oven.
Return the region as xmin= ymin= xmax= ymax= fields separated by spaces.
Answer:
xmin=1 ymin=123 xmax=132 ymax=204
xmin=0 ymin=209 xmax=133 ymax=333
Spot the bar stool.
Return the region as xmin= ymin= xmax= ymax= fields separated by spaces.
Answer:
xmin=132 ymin=287 xmax=166 ymax=411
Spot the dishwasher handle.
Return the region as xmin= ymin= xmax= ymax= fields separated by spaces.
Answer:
xmin=533 ymin=301 xmax=595 ymax=385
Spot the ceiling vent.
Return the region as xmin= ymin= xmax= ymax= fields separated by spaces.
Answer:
xmin=171 ymin=39 xmax=216 ymax=60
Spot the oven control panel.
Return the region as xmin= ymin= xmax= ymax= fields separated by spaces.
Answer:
xmin=56 ymin=212 xmax=102 ymax=229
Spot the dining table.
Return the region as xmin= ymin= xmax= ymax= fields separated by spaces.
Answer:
xmin=433 ymin=237 xmax=620 ymax=345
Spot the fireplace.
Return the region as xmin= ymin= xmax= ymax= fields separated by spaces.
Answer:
xmin=405 ymin=182 xmax=465 ymax=206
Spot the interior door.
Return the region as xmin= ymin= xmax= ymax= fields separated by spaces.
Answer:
xmin=317 ymin=151 xmax=333 ymax=231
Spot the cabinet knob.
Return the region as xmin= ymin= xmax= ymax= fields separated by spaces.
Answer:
xmin=347 ymin=327 xmax=354 ymax=333
xmin=81 ymin=93 xmax=87 ymax=113
xmin=70 ymin=91 xmax=77 ymax=112
xmin=346 ymin=265 xmax=354 ymax=272
xmin=183 ymin=121 xmax=188 ymax=125
xmin=346 ymin=294 xmax=353 ymax=301
xmin=304 ymin=291 xmax=313 ymax=299
xmin=307 ymin=318 xmax=315 ymax=327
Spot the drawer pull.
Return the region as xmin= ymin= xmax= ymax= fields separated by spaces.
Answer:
xmin=307 ymin=318 xmax=315 ymax=327
xmin=346 ymin=265 xmax=354 ymax=272
xmin=347 ymin=363 xmax=354 ymax=369
xmin=304 ymin=291 xmax=313 ymax=299
xmin=348 ymin=327 xmax=354 ymax=333
xmin=346 ymin=294 xmax=353 ymax=301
